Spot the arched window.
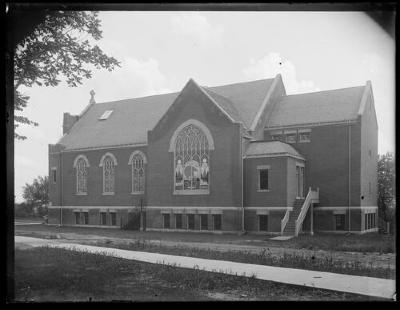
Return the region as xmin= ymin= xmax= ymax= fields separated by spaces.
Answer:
xmin=73 ymin=155 xmax=90 ymax=194
xmin=170 ymin=120 xmax=214 ymax=194
xmin=129 ymin=151 xmax=147 ymax=194
xmin=99 ymin=153 xmax=118 ymax=194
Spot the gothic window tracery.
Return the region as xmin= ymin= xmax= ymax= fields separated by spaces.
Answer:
xmin=129 ymin=151 xmax=146 ymax=193
xmin=174 ymin=124 xmax=210 ymax=191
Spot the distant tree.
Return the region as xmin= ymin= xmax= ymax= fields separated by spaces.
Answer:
xmin=22 ymin=176 xmax=49 ymax=216
xmin=14 ymin=10 xmax=120 ymax=140
xmin=377 ymin=152 xmax=396 ymax=223
xmin=14 ymin=202 xmax=34 ymax=218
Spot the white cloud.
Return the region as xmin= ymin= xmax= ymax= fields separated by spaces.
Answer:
xmin=243 ymin=52 xmax=320 ymax=94
xmin=93 ymin=56 xmax=171 ymax=100
xmin=171 ymin=12 xmax=224 ymax=45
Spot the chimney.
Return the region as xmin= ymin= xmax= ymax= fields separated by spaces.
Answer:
xmin=63 ymin=112 xmax=79 ymax=135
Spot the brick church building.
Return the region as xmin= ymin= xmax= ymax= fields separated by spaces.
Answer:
xmin=48 ymin=74 xmax=378 ymax=235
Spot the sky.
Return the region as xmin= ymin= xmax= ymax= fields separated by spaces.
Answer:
xmin=14 ymin=11 xmax=395 ymax=202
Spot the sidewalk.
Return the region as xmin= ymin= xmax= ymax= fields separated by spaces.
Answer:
xmin=15 ymin=236 xmax=396 ymax=300
xmin=15 ymin=229 xmax=396 ymax=270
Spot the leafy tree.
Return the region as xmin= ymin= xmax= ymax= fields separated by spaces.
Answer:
xmin=14 ymin=10 xmax=120 ymax=140
xmin=377 ymin=152 xmax=396 ymax=223
xmin=22 ymin=176 xmax=49 ymax=211
xmin=14 ymin=202 xmax=34 ymax=218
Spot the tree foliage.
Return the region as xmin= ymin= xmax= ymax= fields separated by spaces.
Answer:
xmin=22 ymin=175 xmax=49 ymax=208
xmin=14 ymin=11 xmax=120 ymax=140
xmin=377 ymin=152 xmax=396 ymax=222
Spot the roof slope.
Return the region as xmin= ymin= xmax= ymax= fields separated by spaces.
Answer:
xmin=58 ymin=92 xmax=179 ymax=150
xmin=267 ymin=86 xmax=365 ymax=128
xmin=207 ymin=79 xmax=275 ymax=128
xmin=202 ymin=88 xmax=244 ymax=124
xmin=245 ymin=141 xmax=303 ymax=158
xmin=57 ymin=79 xmax=275 ymax=150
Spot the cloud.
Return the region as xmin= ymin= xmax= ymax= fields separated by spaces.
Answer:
xmin=243 ymin=52 xmax=320 ymax=94
xmin=171 ymin=12 xmax=224 ymax=45
xmin=94 ymin=56 xmax=171 ymax=100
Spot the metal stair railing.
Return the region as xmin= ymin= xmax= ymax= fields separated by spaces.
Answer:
xmin=295 ymin=187 xmax=319 ymax=236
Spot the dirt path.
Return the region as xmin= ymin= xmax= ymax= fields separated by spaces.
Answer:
xmin=15 ymin=229 xmax=395 ymax=270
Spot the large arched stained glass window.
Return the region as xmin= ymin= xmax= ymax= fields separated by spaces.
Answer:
xmin=73 ymin=155 xmax=89 ymax=194
xmin=174 ymin=123 xmax=211 ymax=192
xmin=129 ymin=151 xmax=147 ymax=194
xmin=100 ymin=153 xmax=117 ymax=194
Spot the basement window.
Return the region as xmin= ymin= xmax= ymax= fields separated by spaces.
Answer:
xmin=163 ymin=213 xmax=170 ymax=229
xmin=175 ymin=214 xmax=183 ymax=229
xmin=110 ymin=212 xmax=117 ymax=226
xmin=83 ymin=212 xmax=89 ymax=225
xmin=335 ymin=214 xmax=345 ymax=231
xmin=259 ymin=215 xmax=269 ymax=231
xmin=74 ymin=212 xmax=80 ymax=225
xmin=213 ymin=214 xmax=222 ymax=230
xmin=101 ymin=212 xmax=107 ymax=225
xmin=187 ymin=214 xmax=195 ymax=230
xmin=200 ymin=214 xmax=208 ymax=230
xmin=99 ymin=110 xmax=113 ymax=120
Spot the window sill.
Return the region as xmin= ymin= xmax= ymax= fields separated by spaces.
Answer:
xmin=131 ymin=191 xmax=144 ymax=195
xmin=76 ymin=192 xmax=87 ymax=196
xmin=173 ymin=189 xmax=210 ymax=195
xmin=257 ymin=189 xmax=270 ymax=192
xmin=102 ymin=192 xmax=115 ymax=196
xmin=298 ymin=140 xmax=310 ymax=143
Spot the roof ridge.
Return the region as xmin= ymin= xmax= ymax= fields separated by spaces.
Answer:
xmin=94 ymin=91 xmax=180 ymax=105
xmin=205 ymin=78 xmax=275 ymax=89
xmin=94 ymin=79 xmax=275 ymax=105
xmin=282 ymin=85 xmax=365 ymax=97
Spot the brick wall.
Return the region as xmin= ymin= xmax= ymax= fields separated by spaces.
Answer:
xmin=59 ymin=146 xmax=147 ymax=207
xmin=147 ymin=81 xmax=242 ymax=209
xmin=244 ymin=157 xmax=288 ymax=208
xmin=265 ymin=122 xmax=362 ymax=208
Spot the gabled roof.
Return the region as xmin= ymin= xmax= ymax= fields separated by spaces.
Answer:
xmin=245 ymin=141 xmax=304 ymax=159
xmin=57 ymin=78 xmax=275 ymax=150
xmin=202 ymin=88 xmax=244 ymax=124
xmin=206 ymin=78 xmax=275 ymax=128
xmin=267 ymin=86 xmax=366 ymax=128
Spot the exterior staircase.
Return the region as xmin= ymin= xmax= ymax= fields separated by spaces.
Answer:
xmin=282 ymin=199 xmax=304 ymax=236
xmin=281 ymin=187 xmax=320 ymax=237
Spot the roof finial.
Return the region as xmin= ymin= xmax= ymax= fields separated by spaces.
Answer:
xmin=90 ymin=90 xmax=96 ymax=104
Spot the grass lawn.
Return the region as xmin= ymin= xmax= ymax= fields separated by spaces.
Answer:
xmin=14 ymin=247 xmax=381 ymax=301
xmin=15 ymin=218 xmax=44 ymax=223
xmin=16 ymin=224 xmax=395 ymax=253
xmin=88 ymin=239 xmax=395 ymax=279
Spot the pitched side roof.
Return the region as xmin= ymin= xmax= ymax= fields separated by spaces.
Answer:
xmin=245 ymin=141 xmax=304 ymax=159
xmin=56 ymin=78 xmax=275 ymax=150
xmin=57 ymin=92 xmax=179 ymax=150
xmin=207 ymin=79 xmax=275 ymax=128
xmin=202 ymin=88 xmax=244 ymax=124
xmin=267 ymin=86 xmax=366 ymax=128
